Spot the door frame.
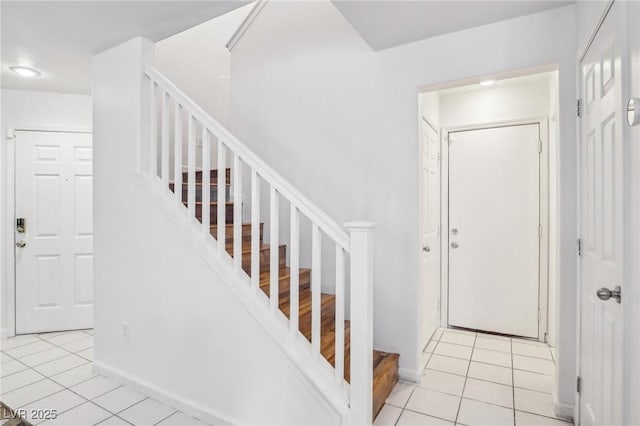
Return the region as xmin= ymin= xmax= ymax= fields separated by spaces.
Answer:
xmin=4 ymin=125 xmax=92 ymax=337
xmin=418 ymin=115 xmax=441 ymax=352
xmin=440 ymin=117 xmax=550 ymax=341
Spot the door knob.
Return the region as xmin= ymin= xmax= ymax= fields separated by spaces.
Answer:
xmin=596 ymin=286 xmax=621 ymax=303
xmin=422 ymin=246 xmax=431 ymax=252
xmin=628 ymin=98 xmax=640 ymax=126
xmin=451 ymin=242 xmax=459 ymax=249
xmin=16 ymin=240 xmax=26 ymax=248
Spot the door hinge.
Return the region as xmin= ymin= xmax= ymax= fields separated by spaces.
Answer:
xmin=538 ymin=224 xmax=542 ymax=238
xmin=577 ymin=376 xmax=582 ymax=394
xmin=538 ymin=140 xmax=542 ymax=154
xmin=577 ymin=238 xmax=583 ymax=257
xmin=437 ymin=152 xmax=441 ymax=164
xmin=538 ymin=309 xmax=542 ymax=323
xmin=577 ymin=99 xmax=584 ymax=118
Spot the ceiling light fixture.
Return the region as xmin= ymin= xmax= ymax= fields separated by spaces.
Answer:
xmin=9 ymin=66 xmax=42 ymax=78
xmin=479 ymin=80 xmax=496 ymax=87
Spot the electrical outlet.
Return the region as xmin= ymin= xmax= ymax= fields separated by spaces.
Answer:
xmin=122 ymin=321 xmax=129 ymax=337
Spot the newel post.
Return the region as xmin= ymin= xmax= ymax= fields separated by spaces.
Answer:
xmin=345 ymin=221 xmax=377 ymax=425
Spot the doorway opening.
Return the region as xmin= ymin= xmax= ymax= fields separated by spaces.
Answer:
xmin=417 ymin=71 xmax=560 ymax=354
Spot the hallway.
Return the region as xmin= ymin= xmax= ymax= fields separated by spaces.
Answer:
xmin=376 ymin=328 xmax=573 ymax=425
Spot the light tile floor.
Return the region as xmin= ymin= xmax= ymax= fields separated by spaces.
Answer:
xmin=375 ymin=328 xmax=574 ymax=426
xmin=1 ymin=330 xmax=220 ymax=426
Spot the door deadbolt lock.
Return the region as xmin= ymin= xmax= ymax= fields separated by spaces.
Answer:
xmin=16 ymin=218 xmax=26 ymax=233
xmin=451 ymin=228 xmax=459 ymax=235
xmin=596 ymin=286 xmax=621 ymax=303
xmin=15 ymin=240 xmax=26 ymax=248
xmin=451 ymin=242 xmax=459 ymax=249
xmin=422 ymin=246 xmax=431 ymax=252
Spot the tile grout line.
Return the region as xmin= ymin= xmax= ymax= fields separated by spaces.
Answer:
xmin=393 ymin=329 xmax=441 ymax=425
xmin=453 ymin=331 xmax=477 ymax=424
xmin=4 ymin=331 xmax=195 ymax=426
xmin=2 ymin=335 xmax=95 ymax=393
xmin=2 ymin=331 xmax=102 ymax=415
xmin=511 ymin=337 xmax=516 ymax=426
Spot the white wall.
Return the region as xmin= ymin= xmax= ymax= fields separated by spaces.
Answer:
xmin=0 ymin=89 xmax=92 ymax=337
xmin=438 ymin=75 xmax=551 ymax=128
xmin=93 ymin=37 xmax=341 ymax=425
xmin=419 ymin=92 xmax=439 ymax=127
xmin=576 ymin=0 xmax=610 ymax=58
xmin=154 ymin=4 xmax=252 ymax=127
xmin=230 ymin=0 xmax=578 ymax=413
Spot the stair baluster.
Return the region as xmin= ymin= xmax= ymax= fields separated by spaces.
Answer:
xmin=173 ymin=102 xmax=183 ymax=204
xmin=216 ymin=139 xmax=226 ymax=251
xmin=233 ymin=154 xmax=243 ymax=274
xmin=202 ymin=129 xmax=211 ymax=234
xmin=251 ymin=170 xmax=261 ymax=291
xmin=269 ymin=187 xmax=279 ymax=312
xmin=187 ymin=115 xmax=196 ymax=218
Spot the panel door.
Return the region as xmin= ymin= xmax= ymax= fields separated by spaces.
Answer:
xmin=578 ymin=3 xmax=624 ymax=424
xmin=420 ymin=119 xmax=441 ymax=349
xmin=448 ymin=124 xmax=540 ymax=338
xmin=15 ymin=131 xmax=94 ymax=334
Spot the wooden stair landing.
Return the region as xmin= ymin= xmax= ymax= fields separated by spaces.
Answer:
xmin=169 ymin=172 xmax=399 ymax=420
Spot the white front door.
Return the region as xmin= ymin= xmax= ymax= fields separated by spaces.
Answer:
xmin=419 ymin=118 xmax=441 ymax=349
xmin=578 ymin=3 xmax=624 ymax=425
xmin=448 ymin=124 xmax=540 ymax=338
xmin=15 ymin=130 xmax=94 ymax=334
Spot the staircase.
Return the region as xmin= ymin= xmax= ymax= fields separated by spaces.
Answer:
xmin=144 ymin=65 xmax=399 ymax=424
xmin=170 ymin=170 xmax=399 ymax=419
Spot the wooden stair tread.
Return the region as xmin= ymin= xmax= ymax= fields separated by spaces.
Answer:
xmin=184 ymin=201 xmax=234 ymax=206
xmin=258 ymin=268 xmax=311 ymax=289
xmin=225 ymin=242 xmax=285 ymax=255
xmin=170 ymin=181 xmax=230 ymax=186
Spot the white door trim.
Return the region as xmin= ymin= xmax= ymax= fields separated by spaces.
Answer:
xmin=440 ymin=117 xmax=550 ymax=341
xmin=4 ymin=125 xmax=92 ymax=337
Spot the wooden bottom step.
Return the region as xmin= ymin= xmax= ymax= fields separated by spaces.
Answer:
xmin=373 ymin=351 xmax=400 ymax=419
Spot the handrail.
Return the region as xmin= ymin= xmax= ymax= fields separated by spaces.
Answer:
xmin=145 ymin=65 xmax=350 ymax=251
xmin=226 ymin=0 xmax=269 ymax=52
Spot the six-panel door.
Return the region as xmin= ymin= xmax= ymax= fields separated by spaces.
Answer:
xmin=15 ymin=130 xmax=94 ymax=334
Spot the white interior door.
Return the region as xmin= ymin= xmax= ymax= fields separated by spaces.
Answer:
xmin=448 ymin=124 xmax=540 ymax=338
xmin=578 ymin=3 xmax=624 ymax=425
xmin=15 ymin=130 xmax=94 ymax=334
xmin=420 ymin=119 xmax=441 ymax=349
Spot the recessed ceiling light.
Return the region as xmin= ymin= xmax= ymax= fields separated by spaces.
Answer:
xmin=9 ymin=66 xmax=42 ymax=78
xmin=479 ymin=80 xmax=496 ymax=87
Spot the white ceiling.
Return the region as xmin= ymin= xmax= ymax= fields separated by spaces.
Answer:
xmin=332 ymin=1 xmax=574 ymax=51
xmin=1 ymin=1 xmax=249 ymax=94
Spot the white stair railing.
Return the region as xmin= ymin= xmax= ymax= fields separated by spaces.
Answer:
xmin=143 ymin=65 xmax=376 ymax=424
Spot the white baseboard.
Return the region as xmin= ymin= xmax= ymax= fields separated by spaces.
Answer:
xmin=399 ymin=368 xmax=423 ymax=383
xmin=552 ymin=393 xmax=574 ymax=421
xmin=93 ymin=361 xmax=236 ymax=426
xmin=0 ymin=329 xmax=7 ymax=339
